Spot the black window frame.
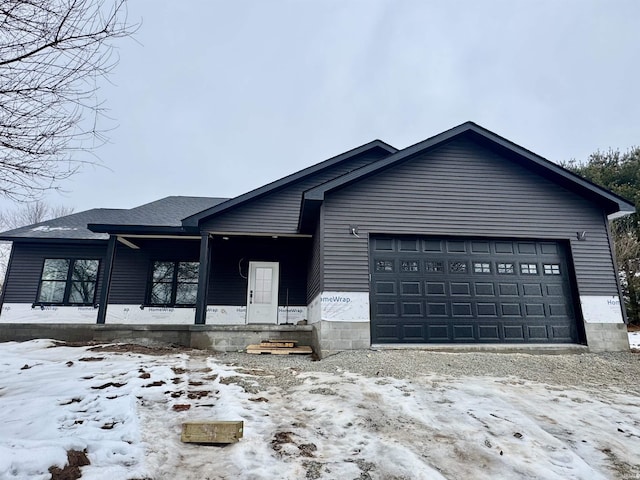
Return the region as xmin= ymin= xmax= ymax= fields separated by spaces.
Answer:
xmin=147 ymin=260 xmax=199 ymax=307
xmin=35 ymin=258 xmax=101 ymax=306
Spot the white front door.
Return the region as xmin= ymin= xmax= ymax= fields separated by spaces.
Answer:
xmin=247 ymin=261 xmax=279 ymax=324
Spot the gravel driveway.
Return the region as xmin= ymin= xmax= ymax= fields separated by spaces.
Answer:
xmin=211 ymin=348 xmax=640 ymax=392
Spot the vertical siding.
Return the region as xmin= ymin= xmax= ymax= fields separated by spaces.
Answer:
xmin=201 ymin=150 xmax=389 ymax=233
xmin=2 ymin=242 xmax=107 ymax=303
xmin=322 ymin=138 xmax=617 ymax=297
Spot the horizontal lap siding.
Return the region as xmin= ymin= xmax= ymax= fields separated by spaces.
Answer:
xmin=109 ymin=239 xmax=200 ymax=304
xmin=208 ymin=237 xmax=309 ymax=306
xmin=306 ymin=218 xmax=323 ymax=303
xmin=322 ymin=138 xmax=616 ymax=296
xmin=201 ymin=151 xmax=388 ymax=233
xmin=3 ymin=242 xmax=107 ymax=303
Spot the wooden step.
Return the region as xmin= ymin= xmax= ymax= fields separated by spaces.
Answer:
xmin=259 ymin=340 xmax=297 ymax=348
xmin=246 ymin=344 xmax=313 ymax=355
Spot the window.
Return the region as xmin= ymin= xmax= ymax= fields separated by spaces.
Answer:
xmin=425 ymin=261 xmax=444 ymax=272
xmin=375 ymin=260 xmax=394 ymax=272
xmin=497 ymin=263 xmax=514 ymax=274
xmin=473 ymin=262 xmax=491 ymax=273
xmin=450 ymin=261 xmax=468 ymax=273
xmin=401 ymin=260 xmax=419 ymax=272
xmin=37 ymin=258 xmax=100 ymax=305
xmin=149 ymin=261 xmax=199 ymax=306
xmin=544 ymin=264 xmax=561 ymax=275
xmin=520 ymin=263 xmax=538 ymax=275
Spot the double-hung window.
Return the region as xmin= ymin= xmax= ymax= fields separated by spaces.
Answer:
xmin=37 ymin=259 xmax=100 ymax=305
xmin=149 ymin=261 xmax=199 ymax=306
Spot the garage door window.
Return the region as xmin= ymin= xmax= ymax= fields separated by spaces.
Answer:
xmin=474 ymin=262 xmax=491 ymax=273
xmin=450 ymin=261 xmax=468 ymax=273
xmin=520 ymin=263 xmax=538 ymax=274
xmin=497 ymin=263 xmax=515 ymax=274
xmin=544 ymin=264 xmax=561 ymax=275
xmin=376 ymin=260 xmax=394 ymax=272
xmin=426 ymin=261 xmax=444 ymax=272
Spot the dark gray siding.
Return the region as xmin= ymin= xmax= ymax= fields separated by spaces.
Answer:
xmin=109 ymin=239 xmax=200 ymax=304
xmin=306 ymin=216 xmax=323 ymax=303
xmin=2 ymin=242 xmax=107 ymax=303
xmin=208 ymin=236 xmax=309 ymax=306
xmin=201 ymin=151 xmax=388 ymax=234
xmin=322 ymin=137 xmax=617 ymax=297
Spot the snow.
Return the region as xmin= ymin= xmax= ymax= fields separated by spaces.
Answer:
xmin=1 ymin=340 xmax=640 ymax=479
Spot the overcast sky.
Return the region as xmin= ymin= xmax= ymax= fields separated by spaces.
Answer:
xmin=31 ymin=0 xmax=640 ymax=212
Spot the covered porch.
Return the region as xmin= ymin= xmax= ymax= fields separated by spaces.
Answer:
xmin=97 ymin=232 xmax=312 ymax=326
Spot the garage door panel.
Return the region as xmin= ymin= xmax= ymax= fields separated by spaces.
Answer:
xmin=453 ymin=324 xmax=474 ymax=340
xmin=401 ymin=302 xmax=423 ymax=316
xmin=451 ymin=282 xmax=471 ymax=295
xmin=402 ymin=324 xmax=424 ymax=340
xmin=527 ymin=325 xmax=549 ymax=340
xmin=427 ymin=303 xmax=448 ymax=316
xmin=477 ymin=303 xmax=498 ymax=316
xmin=401 ymin=281 xmax=421 ymax=295
xmin=475 ymin=283 xmax=495 ymax=296
xmin=522 ymin=284 xmax=543 ymax=296
xmin=427 ymin=324 xmax=449 ymax=340
xmin=478 ymin=325 xmax=500 ymax=340
xmin=371 ymin=236 xmax=579 ymax=344
xmin=525 ymin=303 xmax=545 ymax=316
xmin=376 ymin=302 xmax=397 ymax=315
xmin=375 ymin=281 xmax=396 ymax=295
xmin=504 ymin=325 xmax=526 ymax=340
xmin=426 ymin=282 xmax=445 ymax=295
xmin=452 ymin=303 xmax=473 ymax=316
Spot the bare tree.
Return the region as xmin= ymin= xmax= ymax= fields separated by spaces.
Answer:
xmin=0 ymin=201 xmax=75 ymax=290
xmin=0 ymin=0 xmax=135 ymax=201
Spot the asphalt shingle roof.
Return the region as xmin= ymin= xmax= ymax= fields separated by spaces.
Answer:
xmin=0 ymin=196 xmax=228 ymax=241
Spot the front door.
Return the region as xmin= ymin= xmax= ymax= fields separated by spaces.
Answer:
xmin=247 ymin=261 xmax=279 ymax=324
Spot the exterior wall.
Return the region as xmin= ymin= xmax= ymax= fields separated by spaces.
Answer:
xmin=0 ymin=241 xmax=107 ymax=323
xmin=306 ymin=217 xmax=323 ymax=303
xmin=317 ymin=137 xmax=625 ymax=350
xmin=207 ymin=236 xmax=309 ymax=306
xmin=109 ymin=238 xmax=200 ymax=304
xmin=201 ymin=149 xmax=389 ymax=234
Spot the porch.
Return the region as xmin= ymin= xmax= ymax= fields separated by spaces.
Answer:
xmin=0 ymin=323 xmax=317 ymax=353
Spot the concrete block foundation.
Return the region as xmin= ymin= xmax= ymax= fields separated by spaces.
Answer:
xmin=584 ymin=323 xmax=630 ymax=352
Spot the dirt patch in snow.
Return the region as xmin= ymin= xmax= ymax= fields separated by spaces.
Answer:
xmin=49 ymin=449 xmax=90 ymax=480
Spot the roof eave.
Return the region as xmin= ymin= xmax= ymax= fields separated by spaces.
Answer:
xmin=181 ymin=140 xmax=398 ymax=228
xmin=88 ymin=224 xmax=199 ymax=235
xmin=299 ymin=122 xmax=636 ymax=218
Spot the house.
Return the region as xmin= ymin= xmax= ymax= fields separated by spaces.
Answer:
xmin=0 ymin=122 xmax=634 ymax=356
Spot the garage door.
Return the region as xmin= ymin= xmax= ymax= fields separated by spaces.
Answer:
xmin=370 ymin=237 xmax=580 ymax=344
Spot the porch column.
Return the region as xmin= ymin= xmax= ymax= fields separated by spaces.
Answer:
xmin=96 ymin=235 xmax=117 ymax=324
xmin=195 ymin=233 xmax=211 ymax=325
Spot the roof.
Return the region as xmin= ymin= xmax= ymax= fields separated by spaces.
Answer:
xmin=0 ymin=209 xmax=125 ymax=241
xmin=2 ymin=122 xmax=634 ymax=241
xmin=298 ymin=122 xmax=636 ymax=231
xmin=0 ymin=196 xmax=228 ymax=241
xmin=181 ymin=140 xmax=397 ymax=227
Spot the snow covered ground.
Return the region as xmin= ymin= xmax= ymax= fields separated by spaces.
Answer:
xmin=1 ymin=339 xmax=640 ymax=480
